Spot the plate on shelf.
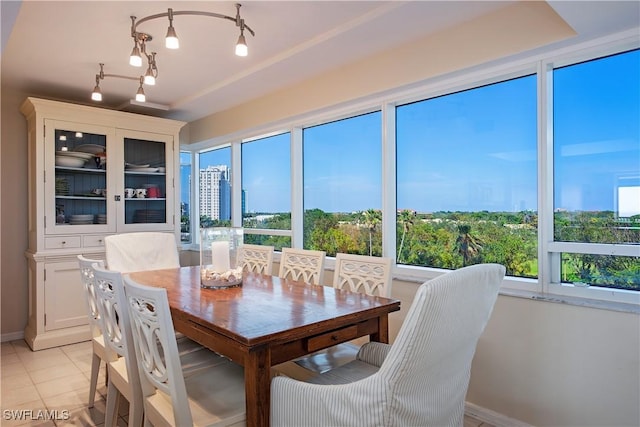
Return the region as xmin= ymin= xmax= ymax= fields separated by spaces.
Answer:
xmin=125 ymin=162 xmax=150 ymax=168
xmin=75 ymin=144 xmax=105 ymax=154
xmin=70 ymin=214 xmax=94 ymax=220
xmin=56 ymin=151 xmax=95 ymax=160
xmin=127 ymin=167 xmax=159 ymax=173
xmin=55 ymin=156 xmax=86 ymax=167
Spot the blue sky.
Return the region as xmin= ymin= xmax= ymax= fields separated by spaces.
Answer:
xmin=190 ymin=49 xmax=639 ymax=216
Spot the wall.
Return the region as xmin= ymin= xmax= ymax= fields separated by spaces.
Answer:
xmin=469 ymin=296 xmax=639 ymax=426
xmin=1 ymin=85 xmax=30 ymax=339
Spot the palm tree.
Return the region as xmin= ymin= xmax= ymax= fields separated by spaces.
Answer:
xmin=397 ymin=209 xmax=416 ymax=263
xmin=455 ymin=224 xmax=482 ymax=266
xmin=362 ymin=209 xmax=381 ymax=256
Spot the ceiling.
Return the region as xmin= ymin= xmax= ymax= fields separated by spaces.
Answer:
xmin=2 ymin=1 xmax=639 ymax=122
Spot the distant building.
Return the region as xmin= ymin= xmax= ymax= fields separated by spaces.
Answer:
xmin=199 ymin=165 xmax=231 ymax=220
xmin=180 ymin=163 xmax=191 ymax=217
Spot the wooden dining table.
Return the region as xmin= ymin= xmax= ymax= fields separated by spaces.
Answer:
xmin=128 ymin=265 xmax=401 ymax=427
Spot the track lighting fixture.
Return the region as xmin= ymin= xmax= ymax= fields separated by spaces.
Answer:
xmin=91 ymin=3 xmax=253 ymax=105
xmin=90 ymin=63 xmax=148 ymax=103
xmin=131 ymin=3 xmax=254 ymax=59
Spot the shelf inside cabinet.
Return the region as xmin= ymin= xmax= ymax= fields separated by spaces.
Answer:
xmin=55 ymin=166 xmax=106 ymax=174
xmin=124 ymin=171 xmax=166 ymax=176
xmin=56 ymin=195 xmax=106 ymax=200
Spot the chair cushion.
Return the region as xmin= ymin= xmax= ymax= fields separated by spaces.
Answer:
xmin=306 ymin=359 xmax=380 ymax=385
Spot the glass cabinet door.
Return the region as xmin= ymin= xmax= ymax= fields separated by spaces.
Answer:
xmin=117 ymin=129 xmax=174 ymax=231
xmin=45 ymin=120 xmax=115 ymax=234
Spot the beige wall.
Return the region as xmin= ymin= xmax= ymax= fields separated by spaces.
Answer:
xmin=1 ymin=85 xmax=30 ymax=338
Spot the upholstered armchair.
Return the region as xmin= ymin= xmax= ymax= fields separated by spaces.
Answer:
xmin=271 ymin=263 xmax=506 ymax=427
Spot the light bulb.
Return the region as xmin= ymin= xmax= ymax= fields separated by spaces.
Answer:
xmin=135 ymin=85 xmax=146 ymax=102
xmin=144 ymin=67 xmax=156 ymax=85
xmin=129 ymin=44 xmax=142 ymax=67
xmin=235 ymin=34 xmax=247 ymax=57
xmin=166 ymin=25 xmax=179 ymax=49
xmin=91 ymin=86 xmax=102 ymax=101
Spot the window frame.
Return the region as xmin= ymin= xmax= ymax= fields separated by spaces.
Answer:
xmin=180 ymin=30 xmax=640 ymax=309
xmin=541 ymin=40 xmax=640 ymax=305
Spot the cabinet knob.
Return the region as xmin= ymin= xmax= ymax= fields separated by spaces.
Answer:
xmin=61 ymin=241 xmax=66 ymax=245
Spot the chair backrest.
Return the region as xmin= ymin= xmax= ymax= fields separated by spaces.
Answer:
xmin=77 ymin=255 xmax=105 ymax=338
xmin=104 ymin=232 xmax=180 ymax=273
xmin=376 ymin=263 xmax=506 ymax=426
xmin=333 ymin=253 xmax=392 ymax=297
xmin=237 ymin=244 xmax=274 ymax=275
xmin=123 ymin=275 xmax=194 ymax=426
xmin=92 ymin=264 xmax=142 ymax=393
xmin=278 ymin=247 xmax=326 ymax=285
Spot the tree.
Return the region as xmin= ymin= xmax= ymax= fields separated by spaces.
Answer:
xmin=455 ymin=224 xmax=482 ymax=266
xmin=397 ymin=209 xmax=416 ymax=263
xmin=362 ymin=209 xmax=381 ymax=256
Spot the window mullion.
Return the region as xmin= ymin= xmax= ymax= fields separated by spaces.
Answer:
xmin=382 ymin=101 xmax=397 ymax=262
xmin=291 ymin=127 xmax=303 ymax=248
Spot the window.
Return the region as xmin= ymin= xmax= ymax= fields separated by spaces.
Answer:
xmin=199 ymin=147 xmax=232 ymax=228
xmin=183 ymin=35 xmax=639 ymax=307
xmin=396 ymin=76 xmax=538 ymax=278
xmin=241 ymin=133 xmax=292 ymax=250
xmin=303 ymin=112 xmax=382 ymax=256
xmin=552 ymin=49 xmax=640 ymax=291
xmin=180 ymin=151 xmax=192 ymax=243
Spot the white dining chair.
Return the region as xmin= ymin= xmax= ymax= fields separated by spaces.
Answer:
xmin=77 ymin=255 xmax=108 ymax=408
xmin=104 ymin=232 xmax=180 ymax=273
xmin=237 ymin=243 xmax=274 ymax=275
xmin=123 ymin=275 xmax=246 ymax=427
xmin=271 ymin=263 xmax=506 ymax=427
xmin=278 ymin=247 xmax=326 ymax=285
xmin=280 ymin=253 xmax=393 ymax=379
xmin=93 ymin=264 xmax=229 ymax=427
xmin=92 ymin=264 xmax=144 ymax=427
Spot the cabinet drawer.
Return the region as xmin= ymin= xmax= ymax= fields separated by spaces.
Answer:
xmin=306 ymin=325 xmax=359 ymax=352
xmin=44 ymin=236 xmax=81 ymax=249
xmin=83 ymin=234 xmax=108 ymax=248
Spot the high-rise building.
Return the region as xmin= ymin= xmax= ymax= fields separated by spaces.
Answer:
xmin=199 ymin=165 xmax=231 ymax=220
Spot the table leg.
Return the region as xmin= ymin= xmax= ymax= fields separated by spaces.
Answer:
xmin=370 ymin=314 xmax=390 ymax=343
xmin=244 ymin=346 xmax=271 ymax=427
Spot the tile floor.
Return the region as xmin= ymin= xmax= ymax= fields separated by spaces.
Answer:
xmin=1 ymin=339 xmax=493 ymax=427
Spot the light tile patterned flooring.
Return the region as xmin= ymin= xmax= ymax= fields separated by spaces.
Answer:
xmin=1 ymin=339 xmax=493 ymax=427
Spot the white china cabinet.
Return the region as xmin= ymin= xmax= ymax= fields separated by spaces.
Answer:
xmin=20 ymin=97 xmax=185 ymax=350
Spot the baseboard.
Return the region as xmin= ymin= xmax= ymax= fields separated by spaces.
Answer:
xmin=1 ymin=330 xmax=25 ymax=343
xmin=465 ymin=402 xmax=532 ymax=427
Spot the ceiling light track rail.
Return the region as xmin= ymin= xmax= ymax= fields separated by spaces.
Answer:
xmin=90 ymin=3 xmax=254 ymax=105
xmin=91 ymin=63 xmax=147 ymax=103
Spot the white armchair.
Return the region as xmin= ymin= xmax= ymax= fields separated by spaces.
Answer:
xmin=271 ymin=263 xmax=506 ymax=427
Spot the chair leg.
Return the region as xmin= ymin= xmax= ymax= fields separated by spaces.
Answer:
xmin=88 ymin=353 xmax=101 ymax=408
xmin=128 ymin=397 xmax=144 ymax=427
xmin=105 ymin=379 xmax=121 ymax=427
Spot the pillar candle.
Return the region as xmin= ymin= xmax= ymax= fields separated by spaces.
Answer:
xmin=211 ymin=240 xmax=231 ymax=272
